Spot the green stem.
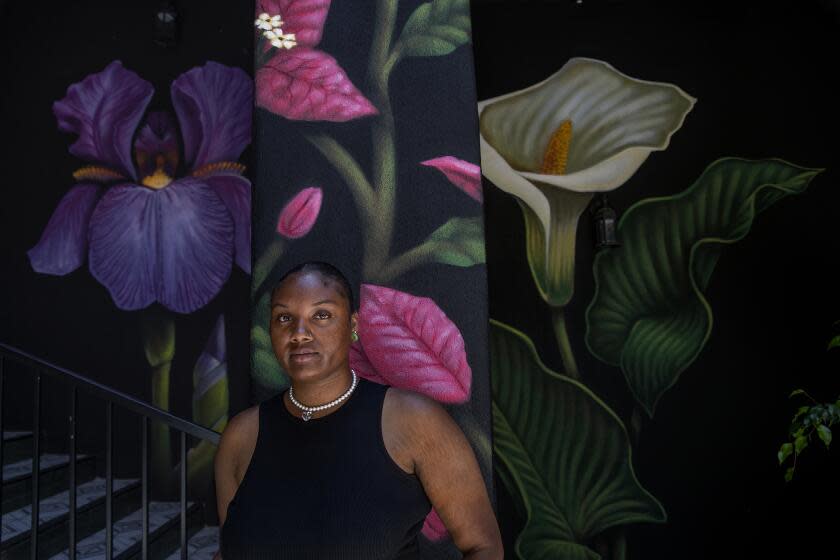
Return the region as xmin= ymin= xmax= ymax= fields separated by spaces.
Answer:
xmin=365 ymin=0 xmax=400 ymax=280
xmin=141 ymin=309 xmax=175 ymax=493
xmin=151 ymin=364 xmax=173 ymax=493
xmin=305 ymin=133 xmax=376 ymax=231
xmin=252 ymin=238 xmax=285 ymax=297
xmin=379 ymin=243 xmax=437 ymax=282
xmin=384 ymin=44 xmax=402 ymax=81
xmin=551 ymin=307 xmax=580 ymax=380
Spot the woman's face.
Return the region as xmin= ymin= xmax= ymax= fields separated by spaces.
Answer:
xmin=269 ymin=271 xmax=357 ymax=383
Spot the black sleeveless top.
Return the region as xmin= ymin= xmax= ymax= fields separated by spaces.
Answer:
xmin=221 ymin=379 xmax=432 ymax=559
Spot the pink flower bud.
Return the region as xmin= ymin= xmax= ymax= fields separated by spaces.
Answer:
xmin=421 ymin=156 xmax=482 ymax=202
xmin=276 ymin=187 xmax=323 ymax=239
xmin=422 ymin=508 xmax=449 ymax=541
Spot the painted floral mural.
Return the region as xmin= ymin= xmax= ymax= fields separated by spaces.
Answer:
xmin=250 ymin=0 xmax=483 ymax=554
xmin=254 ymin=0 xmax=377 ymax=121
xmin=30 ymin=61 xmax=252 ymax=310
xmin=29 ymin=59 xmax=253 ymax=488
xmin=480 ymin=57 xmax=695 ymax=378
xmin=480 ymin=58 xmax=823 ymax=559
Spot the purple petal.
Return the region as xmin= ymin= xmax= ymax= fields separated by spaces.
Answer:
xmin=53 ymin=61 xmax=153 ymax=178
xmin=171 ymin=62 xmax=253 ymax=170
xmin=88 ymin=179 xmax=235 ymax=313
xmin=194 ymin=315 xmax=226 ymax=377
xmin=87 ymin=184 xmax=159 ymax=310
xmin=256 ymin=48 xmax=378 ymax=122
xmin=156 ymin=179 xmax=235 ymax=312
xmin=134 ymin=111 xmax=180 ymax=179
xmin=204 ymin=174 xmax=252 ymax=274
xmin=203 ymin=314 xmax=227 ymax=363
xmin=28 ymin=184 xmax=100 ymax=275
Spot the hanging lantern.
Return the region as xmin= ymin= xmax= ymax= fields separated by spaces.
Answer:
xmin=154 ymin=0 xmax=179 ymax=47
xmin=591 ymin=193 xmax=620 ymax=250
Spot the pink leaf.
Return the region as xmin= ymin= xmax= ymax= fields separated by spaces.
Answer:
xmin=421 ymin=156 xmax=483 ymax=202
xmin=276 ymin=187 xmax=322 ymax=239
xmin=257 ymin=0 xmax=330 ymax=48
xmin=422 ymin=508 xmax=449 ymax=542
xmin=357 ymin=285 xmax=471 ymax=404
xmin=256 ymin=48 xmax=378 ymax=122
xmin=349 ymin=341 xmax=387 ymax=385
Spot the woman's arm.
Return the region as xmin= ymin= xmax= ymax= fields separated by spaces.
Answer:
xmin=214 ymin=406 xmax=258 ymax=525
xmin=213 ymin=406 xmax=259 ymax=559
xmin=384 ymin=390 xmax=503 ymax=559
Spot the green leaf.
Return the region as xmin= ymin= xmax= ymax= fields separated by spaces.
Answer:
xmin=795 ymin=434 xmax=809 ymax=454
xmin=784 ymin=467 xmax=795 ymax=482
xmin=490 ymin=320 xmax=665 ymax=560
xmin=828 ymin=335 xmax=840 ymax=351
xmin=586 ymin=158 xmax=821 ymax=417
xmin=778 ymin=443 xmax=794 ymax=465
xmin=252 ymin=348 xmax=287 ymax=392
xmin=422 ymin=216 xmax=485 ymax=267
xmin=817 ymin=425 xmax=832 ymax=448
xmin=251 ymin=326 xmax=272 ymax=351
xmin=399 ymin=0 xmax=471 ymax=58
xmin=255 ymin=291 xmax=271 ymax=331
xmin=251 ymin=292 xmax=285 ymax=392
xmin=193 ymin=376 xmax=228 ymax=429
xmin=789 ymin=389 xmax=807 ymax=398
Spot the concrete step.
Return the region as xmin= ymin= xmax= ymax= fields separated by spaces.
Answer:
xmin=0 ymin=478 xmax=140 ymax=558
xmin=2 ymin=455 xmax=96 ymax=515
xmin=165 ymin=526 xmax=218 ymax=560
xmin=1 ymin=432 xmax=32 ymax=466
xmin=48 ymin=501 xmax=202 ymax=560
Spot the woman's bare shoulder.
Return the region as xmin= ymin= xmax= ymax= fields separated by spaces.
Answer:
xmin=219 ymin=405 xmax=260 ymax=450
xmin=216 ymin=404 xmax=260 ymax=483
xmin=383 ymin=388 xmax=456 ymax=437
xmin=385 ymin=387 xmax=441 ymax=412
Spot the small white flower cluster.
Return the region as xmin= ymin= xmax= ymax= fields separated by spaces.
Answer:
xmin=254 ymin=12 xmax=297 ymax=50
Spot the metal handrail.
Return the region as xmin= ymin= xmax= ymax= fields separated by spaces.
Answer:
xmin=0 ymin=342 xmax=221 ymax=559
xmin=0 ymin=342 xmax=220 ymax=444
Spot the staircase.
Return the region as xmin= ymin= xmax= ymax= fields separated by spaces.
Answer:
xmin=0 ymin=347 xmax=223 ymax=560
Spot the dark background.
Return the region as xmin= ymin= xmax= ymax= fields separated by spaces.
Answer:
xmin=0 ymin=0 xmax=254 ymax=490
xmin=472 ymin=0 xmax=840 ymax=557
xmin=2 ymin=0 xmax=839 ymax=556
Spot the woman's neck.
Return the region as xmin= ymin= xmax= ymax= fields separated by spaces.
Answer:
xmin=285 ymin=368 xmax=355 ymax=418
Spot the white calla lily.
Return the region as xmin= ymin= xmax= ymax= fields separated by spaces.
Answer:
xmin=479 ymin=57 xmax=695 ymax=307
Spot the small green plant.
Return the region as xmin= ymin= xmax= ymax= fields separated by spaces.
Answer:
xmin=777 ymin=327 xmax=840 ymax=482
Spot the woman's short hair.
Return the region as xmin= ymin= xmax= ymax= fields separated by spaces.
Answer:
xmin=273 ymin=261 xmax=356 ymax=312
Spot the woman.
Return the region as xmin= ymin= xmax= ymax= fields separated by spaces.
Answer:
xmin=215 ymin=262 xmax=503 ymax=559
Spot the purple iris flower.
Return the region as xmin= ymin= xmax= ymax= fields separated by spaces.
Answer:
xmin=28 ymin=61 xmax=253 ymax=314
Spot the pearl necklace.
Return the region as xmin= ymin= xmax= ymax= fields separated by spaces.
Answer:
xmin=288 ymin=370 xmax=358 ymax=421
